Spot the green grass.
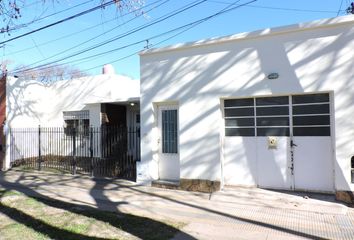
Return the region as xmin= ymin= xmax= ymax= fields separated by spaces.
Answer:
xmin=0 ymin=191 xmax=185 ymax=240
xmin=0 ymin=189 xmax=22 ymax=197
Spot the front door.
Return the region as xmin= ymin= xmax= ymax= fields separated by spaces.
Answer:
xmin=157 ymin=105 xmax=180 ymax=181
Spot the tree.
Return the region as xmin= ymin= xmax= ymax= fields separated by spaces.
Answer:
xmin=14 ymin=64 xmax=88 ymax=83
xmin=347 ymin=2 xmax=354 ymax=14
xmin=0 ymin=1 xmax=21 ymax=33
xmin=0 ymin=0 xmax=145 ymax=34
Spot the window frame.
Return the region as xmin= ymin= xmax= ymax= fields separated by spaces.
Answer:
xmin=63 ymin=110 xmax=90 ymax=137
xmin=224 ymin=93 xmax=331 ymax=137
xmin=161 ymin=109 xmax=178 ymax=154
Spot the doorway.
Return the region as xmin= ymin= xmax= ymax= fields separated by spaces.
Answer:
xmin=223 ymin=93 xmax=333 ymax=192
xmin=157 ymin=104 xmax=180 ymax=181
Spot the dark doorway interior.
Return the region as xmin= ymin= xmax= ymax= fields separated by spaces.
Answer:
xmin=99 ymin=103 xmax=136 ymax=180
xmin=101 ymin=103 xmax=126 ymax=127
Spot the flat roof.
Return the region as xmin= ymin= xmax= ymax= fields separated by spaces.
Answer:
xmin=140 ymin=15 xmax=354 ymax=56
xmin=84 ymin=97 xmax=140 ymax=105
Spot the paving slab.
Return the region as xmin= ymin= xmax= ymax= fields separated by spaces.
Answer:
xmin=0 ymin=170 xmax=353 ymax=240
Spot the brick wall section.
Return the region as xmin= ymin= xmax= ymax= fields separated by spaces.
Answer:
xmin=0 ymin=75 xmax=5 ymax=170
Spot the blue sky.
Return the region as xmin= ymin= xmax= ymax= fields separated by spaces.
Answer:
xmin=1 ymin=0 xmax=352 ymax=79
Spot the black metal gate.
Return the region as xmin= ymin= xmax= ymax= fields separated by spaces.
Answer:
xmin=9 ymin=126 xmax=140 ymax=181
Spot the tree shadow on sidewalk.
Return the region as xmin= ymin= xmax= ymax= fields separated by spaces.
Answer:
xmin=0 ymin=172 xmax=195 ymax=240
xmin=115 ymin=184 xmax=334 ymax=240
xmin=0 ymin=170 xmax=339 ymax=240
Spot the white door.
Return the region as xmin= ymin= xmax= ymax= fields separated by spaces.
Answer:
xmin=254 ymin=96 xmax=293 ymax=190
xmin=158 ymin=105 xmax=180 ymax=181
xmin=223 ymin=93 xmax=333 ymax=192
xmin=223 ymin=96 xmax=292 ymax=189
xmin=291 ymin=93 xmax=333 ymax=192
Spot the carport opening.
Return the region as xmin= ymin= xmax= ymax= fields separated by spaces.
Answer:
xmin=351 ymin=156 xmax=354 ymax=183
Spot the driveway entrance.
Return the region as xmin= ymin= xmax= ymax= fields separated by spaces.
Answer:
xmin=223 ymin=93 xmax=333 ymax=192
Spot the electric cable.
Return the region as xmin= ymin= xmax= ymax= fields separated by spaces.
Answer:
xmin=5 ymin=0 xmax=164 ymax=56
xmin=6 ymin=0 xmax=95 ymax=32
xmin=0 ymin=0 xmax=117 ymax=45
xmin=13 ymin=0 xmax=208 ymax=73
xmin=12 ymin=0 xmax=255 ymax=76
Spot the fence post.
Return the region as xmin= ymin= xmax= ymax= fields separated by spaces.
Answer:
xmin=90 ymin=127 xmax=94 ymax=178
xmin=38 ymin=125 xmax=41 ymax=171
xmin=72 ymin=127 xmax=76 ymax=175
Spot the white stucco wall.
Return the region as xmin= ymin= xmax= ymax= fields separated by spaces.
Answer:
xmin=6 ymin=74 xmax=140 ymax=127
xmin=140 ymin=15 xmax=354 ymax=191
xmin=5 ymin=73 xmax=140 ymax=170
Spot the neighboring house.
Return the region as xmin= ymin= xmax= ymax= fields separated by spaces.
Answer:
xmin=3 ymin=65 xmax=140 ymax=174
xmin=6 ymin=65 xmax=140 ymax=128
xmin=139 ymin=15 xmax=354 ymax=203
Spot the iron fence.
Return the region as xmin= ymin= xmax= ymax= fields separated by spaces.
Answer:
xmin=9 ymin=126 xmax=140 ymax=181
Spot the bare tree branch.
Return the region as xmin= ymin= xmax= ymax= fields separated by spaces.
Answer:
xmin=0 ymin=0 xmax=145 ymax=34
xmin=13 ymin=64 xmax=88 ymax=83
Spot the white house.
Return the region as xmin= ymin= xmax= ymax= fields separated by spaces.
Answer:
xmin=6 ymin=65 xmax=140 ymax=128
xmin=139 ymin=15 xmax=354 ymax=203
xmin=4 ymin=66 xmax=140 ymax=171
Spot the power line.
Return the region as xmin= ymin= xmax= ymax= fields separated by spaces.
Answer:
xmin=337 ymin=0 xmax=344 ymax=16
xmin=207 ymin=0 xmax=339 ymax=13
xmin=71 ymin=0 xmax=257 ymax=74
xmin=18 ymin=0 xmax=170 ymax=68
xmin=13 ymin=0 xmax=256 ymax=76
xmin=6 ymin=0 xmax=95 ymax=32
xmin=0 ymin=1 xmax=117 ymax=45
xmin=4 ymin=0 xmax=164 ymax=56
xmin=65 ymin=0 xmax=245 ymax=67
xmin=20 ymin=0 xmax=45 ymax=10
xmin=13 ymin=0 xmax=250 ymax=74
xmin=13 ymin=0 xmax=208 ymax=73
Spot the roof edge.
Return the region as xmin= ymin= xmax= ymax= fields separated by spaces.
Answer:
xmin=140 ymin=15 xmax=354 ymax=56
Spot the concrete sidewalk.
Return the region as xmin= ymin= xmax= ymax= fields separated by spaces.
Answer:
xmin=0 ymin=170 xmax=353 ymax=240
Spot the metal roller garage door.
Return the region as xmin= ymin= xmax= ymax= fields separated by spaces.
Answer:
xmin=223 ymin=93 xmax=333 ymax=192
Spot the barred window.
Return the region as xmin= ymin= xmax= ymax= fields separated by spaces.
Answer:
xmin=63 ymin=110 xmax=90 ymax=137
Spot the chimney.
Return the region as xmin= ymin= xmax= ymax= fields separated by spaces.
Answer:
xmin=102 ymin=64 xmax=115 ymax=75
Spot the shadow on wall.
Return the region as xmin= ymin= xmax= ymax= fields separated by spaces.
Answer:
xmin=4 ymin=75 xmax=109 ymax=170
xmin=6 ymin=75 xmax=101 ymax=127
xmin=141 ymin=19 xmax=354 ymax=189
